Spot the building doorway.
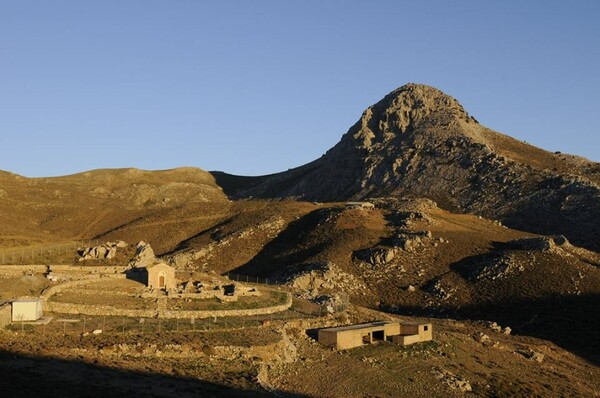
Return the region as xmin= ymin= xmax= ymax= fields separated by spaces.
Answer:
xmin=372 ymin=330 xmax=385 ymax=342
xmin=159 ymin=275 xmax=165 ymax=288
xmin=362 ymin=334 xmax=371 ymax=344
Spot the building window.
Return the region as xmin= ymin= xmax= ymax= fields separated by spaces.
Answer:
xmin=424 ymin=326 xmax=429 ymax=331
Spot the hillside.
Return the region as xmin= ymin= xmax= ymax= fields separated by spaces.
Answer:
xmin=1 ymin=84 xmax=599 ymax=378
xmin=154 ymin=196 xmax=600 ymax=362
xmin=214 ymin=84 xmax=600 ymax=252
xmin=0 ymin=167 xmax=228 ymax=251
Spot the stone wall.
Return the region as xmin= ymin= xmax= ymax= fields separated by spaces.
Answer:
xmin=44 ymin=301 xmax=156 ymax=318
xmin=41 ymin=275 xmax=125 ymax=300
xmin=0 ymin=264 xmax=127 ymax=278
xmin=51 ymin=265 xmax=128 ymax=274
xmin=159 ymin=293 xmax=292 ymax=319
xmin=0 ymin=265 xmax=47 ymax=276
xmin=45 ymin=292 xmax=293 ymax=319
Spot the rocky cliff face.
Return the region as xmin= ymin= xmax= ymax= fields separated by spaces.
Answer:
xmin=221 ymin=84 xmax=600 ymax=251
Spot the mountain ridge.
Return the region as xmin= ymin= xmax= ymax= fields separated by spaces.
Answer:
xmin=212 ymin=83 xmax=600 ymax=251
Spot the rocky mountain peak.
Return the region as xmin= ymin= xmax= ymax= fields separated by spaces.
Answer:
xmin=346 ymin=83 xmax=476 ymax=149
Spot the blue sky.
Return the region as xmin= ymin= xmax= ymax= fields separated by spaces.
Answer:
xmin=1 ymin=0 xmax=599 ymax=177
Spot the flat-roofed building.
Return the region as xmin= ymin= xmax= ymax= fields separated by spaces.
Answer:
xmin=318 ymin=321 xmax=401 ymax=350
xmin=318 ymin=320 xmax=433 ymax=350
xmin=12 ymin=299 xmax=43 ymax=322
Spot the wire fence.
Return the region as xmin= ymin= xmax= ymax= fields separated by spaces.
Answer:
xmin=5 ymin=300 xmax=346 ymax=336
xmin=225 ymin=272 xmax=279 ymax=286
xmin=0 ymin=240 xmax=104 ymax=265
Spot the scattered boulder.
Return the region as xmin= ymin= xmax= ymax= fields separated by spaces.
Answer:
xmin=354 ymin=247 xmax=396 ymax=266
xmin=475 ymin=332 xmax=490 ymax=344
xmin=425 ymin=279 xmax=454 ymax=301
xmin=470 ymin=253 xmax=524 ymax=281
xmin=518 ymin=348 xmax=545 ymax=363
xmin=314 ymin=294 xmax=348 ymax=314
xmin=432 ymin=368 xmax=472 ymax=392
xmin=77 ymin=241 xmax=127 ymax=261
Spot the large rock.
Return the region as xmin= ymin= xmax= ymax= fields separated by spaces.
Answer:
xmin=129 ymin=241 xmax=156 ymax=268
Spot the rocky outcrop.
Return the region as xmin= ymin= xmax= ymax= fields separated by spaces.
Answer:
xmin=507 ymin=236 xmax=568 ymax=251
xmin=469 ymin=253 xmax=525 ymax=281
xmin=286 ymin=262 xmax=367 ymax=298
xmin=128 ymin=241 xmax=156 ymax=268
xmin=354 ymin=247 xmax=396 ymax=266
xmin=77 ymin=241 xmax=127 ymax=261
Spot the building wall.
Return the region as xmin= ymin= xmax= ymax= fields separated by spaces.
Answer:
xmin=317 ymin=330 xmax=338 ymax=348
xmin=392 ymin=334 xmax=422 ymax=346
xmin=336 ymin=330 xmax=365 ymax=350
xmin=400 ymin=323 xmax=420 ymax=335
xmin=418 ymin=324 xmax=433 ymax=341
xmin=148 ymin=264 xmax=176 ymax=290
xmin=12 ymin=301 xmax=42 ymax=321
xmin=384 ymin=323 xmax=401 ymax=336
xmin=397 ymin=323 xmax=433 ymax=345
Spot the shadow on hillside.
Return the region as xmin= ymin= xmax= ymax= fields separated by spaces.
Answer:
xmin=387 ymin=293 xmax=600 ymax=365
xmin=210 ymin=171 xmax=274 ymax=199
xmin=0 ymin=349 xmax=306 ymax=398
xmin=125 ymin=267 xmax=148 ymax=285
xmin=232 ymin=209 xmax=336 ymax=277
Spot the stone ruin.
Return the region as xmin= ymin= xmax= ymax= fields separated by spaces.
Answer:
xmin=78 ymin=240 xmax=128 ymax=261
xmin=142 ymin=275 xmax=261 ymax=302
